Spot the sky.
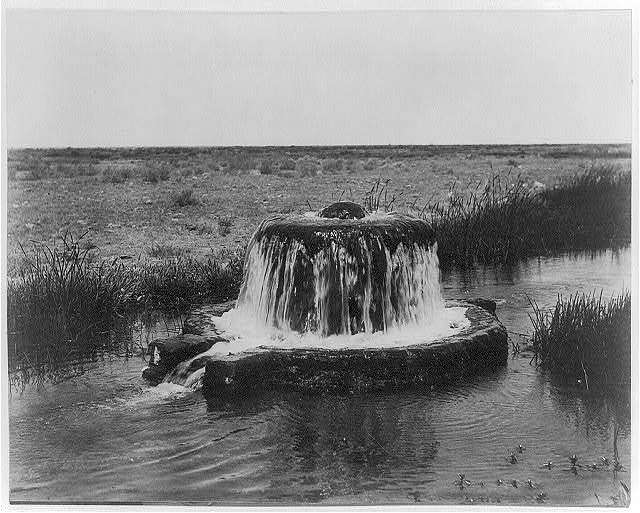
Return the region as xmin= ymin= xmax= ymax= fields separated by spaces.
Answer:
xmin=4 ymin=8 xmax=633 ymax=147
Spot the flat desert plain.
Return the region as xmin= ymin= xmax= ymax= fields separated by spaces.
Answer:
xmin=6 ymin=144 xmax=631 ymax=270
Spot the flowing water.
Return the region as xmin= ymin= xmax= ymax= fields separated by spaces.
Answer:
xmin=9 ymin=248 xmax=631 ymax=505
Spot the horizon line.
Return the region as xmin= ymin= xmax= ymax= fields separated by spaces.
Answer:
xmin=7 ymin=141 xmax=633 ymax=151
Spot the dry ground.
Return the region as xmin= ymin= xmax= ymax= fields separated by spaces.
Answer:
xmin=6 ymin=145 xmax=631 ymax=271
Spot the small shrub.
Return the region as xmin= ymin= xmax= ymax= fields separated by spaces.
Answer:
xmin=172 ymin=188 xmax=200 ymax=207
xmin=148 ymin=243 xmax=185 ymax=259
xmin=363 ymin=159 xmax=377 ymax=171
xmin=185 ymin=222 xmax=213 ymax=234
xmin=143 ymin=164 xmax=170 ymax=183
xmin=218 ymin=216 xmax=234 ymax=236
xmin=322 ymin=158 xmax=344 ymax=174
xmin=278 ymin=157 xmax=297 ymax=170
xmin=226 ymin=153 xmax=254 ymax=172
xmin=296 ymin=156 xmax=319 ymax=177
xmin=102 ymin=166 xmax=131 ymax=184
xmin=56 ymin=163 xmax=99 ymax=177
xmin=25 ymin=164 xmax=50 ymax=180
xmin=259 ymin=159 xmax=276 ymax=175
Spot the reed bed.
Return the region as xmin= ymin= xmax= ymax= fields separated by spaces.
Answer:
xmin=133 ymin=252 xmax=244 ymax=311
xmin=7 ymin=234 xmax=137 ymax=387
xmin=424 ymin=164 xmax=631 ymax=269
xmin=7 ymin=235 xmax=244 ymax=386
xmin=529 ymin=291 xmax=631 ymax=387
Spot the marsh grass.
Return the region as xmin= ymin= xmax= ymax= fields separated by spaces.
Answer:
xmin=134 ymin=252 xmax=244 ymax=311
xmin=7 ymin=234 xmax=245 ymax=386
xmin=7 ymin=234 xmax=137 ymax=388
xmin=528 ymin=290 xmax=631 ymax=387
xmin=362 ymin=177 xmax=401 ymax=212
xmin=424 ymin=164 xmax=631 ymax=269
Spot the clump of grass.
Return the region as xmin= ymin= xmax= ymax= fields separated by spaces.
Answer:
xmin=296 ymin=156 xmax=319 ymax=177
xmin=134 ymin=252 xmax=244 ymax=311
xmin=363 ymin=158 xmax=377 ymax=171
xmin=172 ymin=188 xmax=200 ymax=207
xmin=24 ymin=163 xmax=50 ymax=180
xmin=529 ymin=290 xmax=630 ymax=388
xmin=143 ymin=164 xmax=170 ymax=183
xmin=363 ymin=177 xmax=400 ymax=212
xmin=218 ymin=216 xmax=234 ymax=236
xmin=225 ymin=153 xmax=254 ymax=173
xmin=424 ymin=165 xmax=631 ymax=269
xmin=7 ymin=234 xmax=137 ymax=387
xmin=7 ymin=233 xmax=246 ymax=386
xmin=278 ymin=157 xmax=297 ymax=170
xmin=103 ymin=166 xmax=132 ymax=184
xmin=56 ymin=163 xmax=100 ymax=177
xmin=542 ymin=164 xmax=631 ymax=250
xmin=148 ymin=242 xmax=185 ymax=259
xmin=259 ymin=159 xmax=276 ymax=175
xmin=322 ymin=158 xmax=344 ymax=174
xmin=425 ymin=173 xmax=542 ymax=268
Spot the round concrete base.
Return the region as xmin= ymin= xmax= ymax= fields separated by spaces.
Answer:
xmin=142 ymin=299 xmax=508 ymax=393
xmin=200 ymin=301 xmax=507 ymax=395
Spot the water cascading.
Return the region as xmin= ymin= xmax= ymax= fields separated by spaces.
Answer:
xmin=151 ymin=200 xmax=507 ymax=391
xmin=233 ymin=201 xmax=443 ymax=337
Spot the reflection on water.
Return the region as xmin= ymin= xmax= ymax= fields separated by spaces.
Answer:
xmin=9 ymin=249 xmax=631 ymax=505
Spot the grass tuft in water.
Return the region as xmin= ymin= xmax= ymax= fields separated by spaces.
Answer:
xmin=7 ymin=234 xmax=245 ymax=387
xmin=7 ymin=234 xmax=137 ymax=387
xmin=528 ymin=290 xmax=631 ymax=387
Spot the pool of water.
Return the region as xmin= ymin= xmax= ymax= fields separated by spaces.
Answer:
xmin=9 ymin=249 xmax=632 ymax=505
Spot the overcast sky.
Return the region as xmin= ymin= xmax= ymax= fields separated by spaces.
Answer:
xmin=5 ymin=8 xmax=632 ymax=147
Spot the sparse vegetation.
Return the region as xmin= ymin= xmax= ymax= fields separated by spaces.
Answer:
xmin=225 ymin=153 xmax=254 ymax=172
xmin=143 ymin=163 xmax=170 ymax=183
xmin=322 ymin=158 xmax=343 ymax=174
xmin=278 ymin=157 xmax=296 ymax=170
xmin=363 ymin=158 xmax=377 ymax=171
xmin=363 ymin=177 xmax=400 ymax=212
xmin=103 ymin=166 xmax=132 ymax=183
xmin=529 ymin=290 xmax=631 ymax=387
xmin=259 ymin=159 xmax=276 ymax=175
xmin=296 ymin=156 xmax=319 ymax=177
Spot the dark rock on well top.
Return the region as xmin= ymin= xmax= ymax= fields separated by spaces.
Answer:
xmin=318 ymin=201 xmax=367 ymax=219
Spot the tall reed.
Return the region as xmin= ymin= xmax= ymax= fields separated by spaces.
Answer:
xmin=528 ymin=290 xmax=631 ymax=387
xmin=7 ymin=234 xmax=137 ymax=386
xmin=424 ymin=164 xmax=631 ymax=269
xmin=134 ymin=252 xmax=244 ymax=312
xmin=7 ymin=235 xmax=245 ymax=386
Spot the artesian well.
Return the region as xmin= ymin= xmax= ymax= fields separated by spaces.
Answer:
xmin=143 ymin=202 xmax=508 ymax=392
